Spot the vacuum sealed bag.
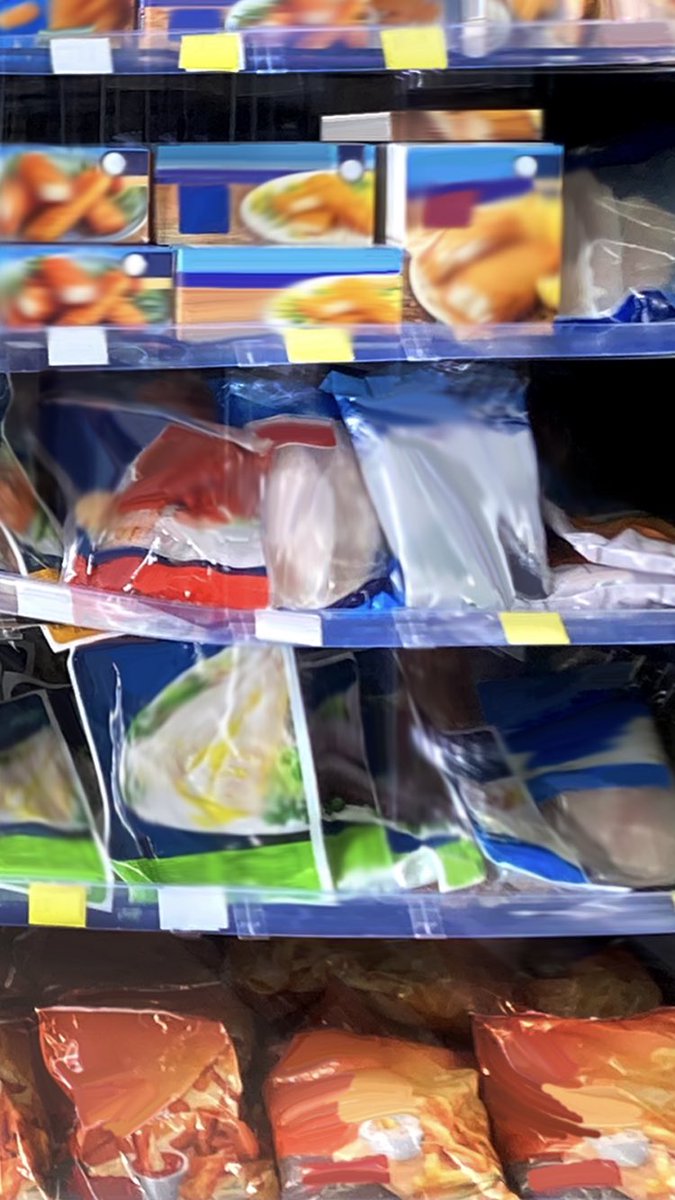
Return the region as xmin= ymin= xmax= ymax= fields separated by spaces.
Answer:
xmin=325 ymin=364 xmax=549 ymax=610
xmin=69 ymin=638 xmax=330 ymax=890
xmin=298 ymin=648 xmax=485 ymax=892
xmin=474 ymin=1008 xmax=675 ymax=1200
xmin=471 ymin=663 xmax=675 ymax=888
xmin=0 ymin=1015 xmax=54 ymax=1200
xmin=266 ymin=1029 xmax=514 ymax=1200
xmin=38 ymin=998 xmax=276 ymax=1200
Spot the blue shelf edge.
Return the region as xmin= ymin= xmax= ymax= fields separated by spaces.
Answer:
xmin=7 ymin=883 xmax=675 ymax=937
xmin=6 ymin=320 xmax=675 ymax=373
xmin=1 ymin=18 xmax=675 ymax=73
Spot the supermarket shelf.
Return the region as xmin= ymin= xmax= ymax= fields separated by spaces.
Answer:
xmin=7 ymin=570 xmax=675 ymax=646
xmin=10 ymin=881 xmax=675 ymax=936
xmin=7 ymin=319 xmax=675 ymax=372
xmin=2 ymin=19 xmax=675 ymax=74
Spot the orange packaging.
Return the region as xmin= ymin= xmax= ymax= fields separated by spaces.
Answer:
xmin=265 ymin=1029 xmax=514 ymax=1200
xmin=38 ymin=1002 xmax=277 ymax=1200
xmin=0 ymin=1015 xmax=55 ymax=1200
xmin=474 ymin=1009 xmax=675 ymax=1200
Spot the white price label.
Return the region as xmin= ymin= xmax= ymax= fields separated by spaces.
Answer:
xmin=255 ymin=610 xmax=323 ymax=646
xmin=158 ymin=886 xmax=229 ymax=932
xmin=47 ymin=327 xmax=109 ymax=367
xmin=50 ymin=37 xmax=113 ymax=74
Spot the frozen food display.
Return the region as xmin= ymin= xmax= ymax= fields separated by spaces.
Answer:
xmin=155 ymin=144 xmax=375 ymax=246
xmin=0 ymin=149 xmax=150 ymax=244
xmin=69 ymin=638 xmax=330 ymax=890
xmin=326 ymin=363 xmax=549 ymax=610
xmin=175 ymin=247 xmax=402 ymax=326
xmin=321 ymin=110 xmax=543 ymax=144
xmin=384 ymin=143 xmax=562 ymax=326
xmin=0 ymin=248 xmax=172 ymax=328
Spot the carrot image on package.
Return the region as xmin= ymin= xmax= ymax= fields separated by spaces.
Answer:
xmin=0 ymin=248 xmax=172 ymax=328
xmin=0 ymin=149 xmax=149 ymax=243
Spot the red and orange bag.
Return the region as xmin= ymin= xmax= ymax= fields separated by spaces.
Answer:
xmin=266 ymin=1028 xmax=514 ymax=1200
xmin=474 ymin=1008 xmax=675 ymax=1200
xmin=0 ymin=1016 xmax=54 ymax=1200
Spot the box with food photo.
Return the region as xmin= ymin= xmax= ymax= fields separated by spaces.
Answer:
xmin=0 ymin=148 xmax=150 ymax=244
xmin=384 ymin=143 xmax=563 ymax=328
xmin=0 ymin=247 xmax=173 ymax=328
xmin=154 ymin=144 xmax=375 ymax=246
xmin=0 ymin=0 xmax=133 ymax=33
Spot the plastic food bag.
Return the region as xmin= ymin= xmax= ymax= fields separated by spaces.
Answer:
xmin=476 ymin=663 xmax=675 ymax=888
xmin=0 ymin=376 xmax=61 ymax=577
xmin=69 ymin=638 xmax=330 ymax=891
xmin=266 ymin=1029 xmax=515 ymax=1200
xmin=325 ymin=364 xmax=549 ymax=610
xmin=517 ymin=945 xmax=663 ymax=1018
xmin=546 ymin=500 xmax=675 ymax=576
xmin=38 ymin=1000 xmax=277 ymax=1200
xmin=474 ymin=1008 xmax=675 ymax=1200
xmin=0 ymin=1016 xmax=54 ymax=1200
xmin=298 ymin=648 xmax=485 ymax=891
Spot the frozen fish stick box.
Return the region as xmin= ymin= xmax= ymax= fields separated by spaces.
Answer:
xmin=385 ymin=143 xmax=563 ymax=327
xmin=0 ymin=247 xmax=173 ymax=327
xmin=0 ymin=148 xmax=150 ymax=244
xmin=155 ymin=143 xmax=375 ymax=246
xmin=175 ymin=246 xmax=402 ymax=325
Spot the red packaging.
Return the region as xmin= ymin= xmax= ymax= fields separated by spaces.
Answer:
xmin=38 ymin=1003 xmax=277 ymax=1200
xmin=474 ymin=1009 xmax=675 ymax=1200
xmin=0 ymin=1016 xmax=54 ymax=1200
xmin=265 ymin=1028 xmax=514 ymax=1200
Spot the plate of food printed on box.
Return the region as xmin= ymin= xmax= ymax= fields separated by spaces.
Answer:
xmin=226 ymin=0 xmax=440 ymax=27
xmin=0 ymin=149 xmax=149 ymax=244
xmin=240 ymin=168 xmax=375 ymax=247
xmin=267 ymin=274 xmax=402 ymax=326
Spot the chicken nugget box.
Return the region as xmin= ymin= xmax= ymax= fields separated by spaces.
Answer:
xmin=0 ymin=0 xmax=133 ymax=32
xmin=321 ymin=109 xmax=543 ymax=143
xmin=175 ymin=245 xmax=402 ymax=325
xmin=0 ymin=147 xmax=150 ymax=244
xmin=384 ymin=142 xmax=563 ymax=327
xmin=0 ymin=246 xmax=173 ymax=328
xmin=155 ymin=143 xmax=375 ymax=246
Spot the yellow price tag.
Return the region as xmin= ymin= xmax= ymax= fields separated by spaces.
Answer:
xmin=179 ymin=32 xmax=243 ymax=71
xmin=380 ymin=25 xmax=448 ymax=69
xmin=28 ymin=883 xmax=87 ymax=928
xmin=499 ymin=611 xmax=570 ymax=646
xmin=284 ymin=328 xmax=354 ymax=364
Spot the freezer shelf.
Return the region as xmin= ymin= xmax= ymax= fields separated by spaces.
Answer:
xmin=7 ymin=320 xmax=675 ymax=372
xmin=9 ymin=880 xmax=675 ymax=936
xmin=2 ymin=19 xmax=675 ymax=74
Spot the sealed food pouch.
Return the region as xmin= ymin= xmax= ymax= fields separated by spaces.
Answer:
xmin=266 ymin=1028 xmax=515 ymax=1200
xmin=38 ymin=1001 xmax=277 ymax=1200
xmin=325 ymin=363 xmax=549 ymax=610
xmin=298 ymin=648 xmax=485 ymax=892
xmin=0 ymin=1015 xmax=56 ymax=1200
xmin=0 ymin=375 xmax=61 ymax=578
xmin=545 ymin=500 xmax=675 ymax=577
xmin=474 ymin=1008 xmax=675 ymax=1200
xmin=69 ymin=638 xmax=331 ymax=891
xmin=477 ymin=662 xmax=675 ymax=888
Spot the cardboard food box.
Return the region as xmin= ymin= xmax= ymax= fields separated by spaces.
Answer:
xmin=0 ymin=147 xmax=150 ymax=244
xmin=0 ymin=0 xmax=133 ymax=32
xmin=155 ymin=143 xmax=375 ymax=246
xmin=321 ymin=109 xmax=543 ymax=143
xmin=139 ymin=0 xmax=230 ymax=30
xmin=175 ymin=245 xmax=402 ymax=325
xmin=384 ymin=142 xmax=563 ymax=326
xmin=0 ymin=247 xmax=173 ymax=327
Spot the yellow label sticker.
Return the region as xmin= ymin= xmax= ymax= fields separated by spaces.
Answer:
xmin=179 ymin=32 xmax=243 ymax=71
xmin=284 ymin=328 xmax=354 ymax=364
xmin=499 ymin=611 xmax=571 ymax=646
xmin=380 ymin=25 xmax=448 ymax=70
xmin=28 ymin=883 xmax=87 ymax=928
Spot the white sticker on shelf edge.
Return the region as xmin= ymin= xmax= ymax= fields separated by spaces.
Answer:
xmin=47 ymin=327 xmax=109 ymax=366
xmin=255 ymin=610 xmax=323 ymax=646
xmin=157 ymin=886 xmax=229 ymax=932
xmin=13 ymin=577 xmax=75 ymax=626
xmin=49 ymin=37 xmax=113 ymax=74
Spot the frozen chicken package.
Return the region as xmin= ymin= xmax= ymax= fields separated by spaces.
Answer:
xmin=450 ymin=661 xmax=675 ymax=888
xmin=297 ymin=648 xmax=485 ymax=892
xmin=38 ymin=997 xmax=276 ymax=1200
xmin=325 ymin=363 xmax=549 ymax=610
xmin=0 ymin=375 xmax=61 ymax=578
xmin=0 ymin=1014 xmax=56 ymax=1200
xmin=69 ymin=637 xmax=331 ymax=890
xmin=266 ymin=1028 xmax=514 ymax=1200
xmin=36 ymin=370 xmax=391 ymax=612
xmin=474 ymin=1008 xmax=675 ymax=1200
